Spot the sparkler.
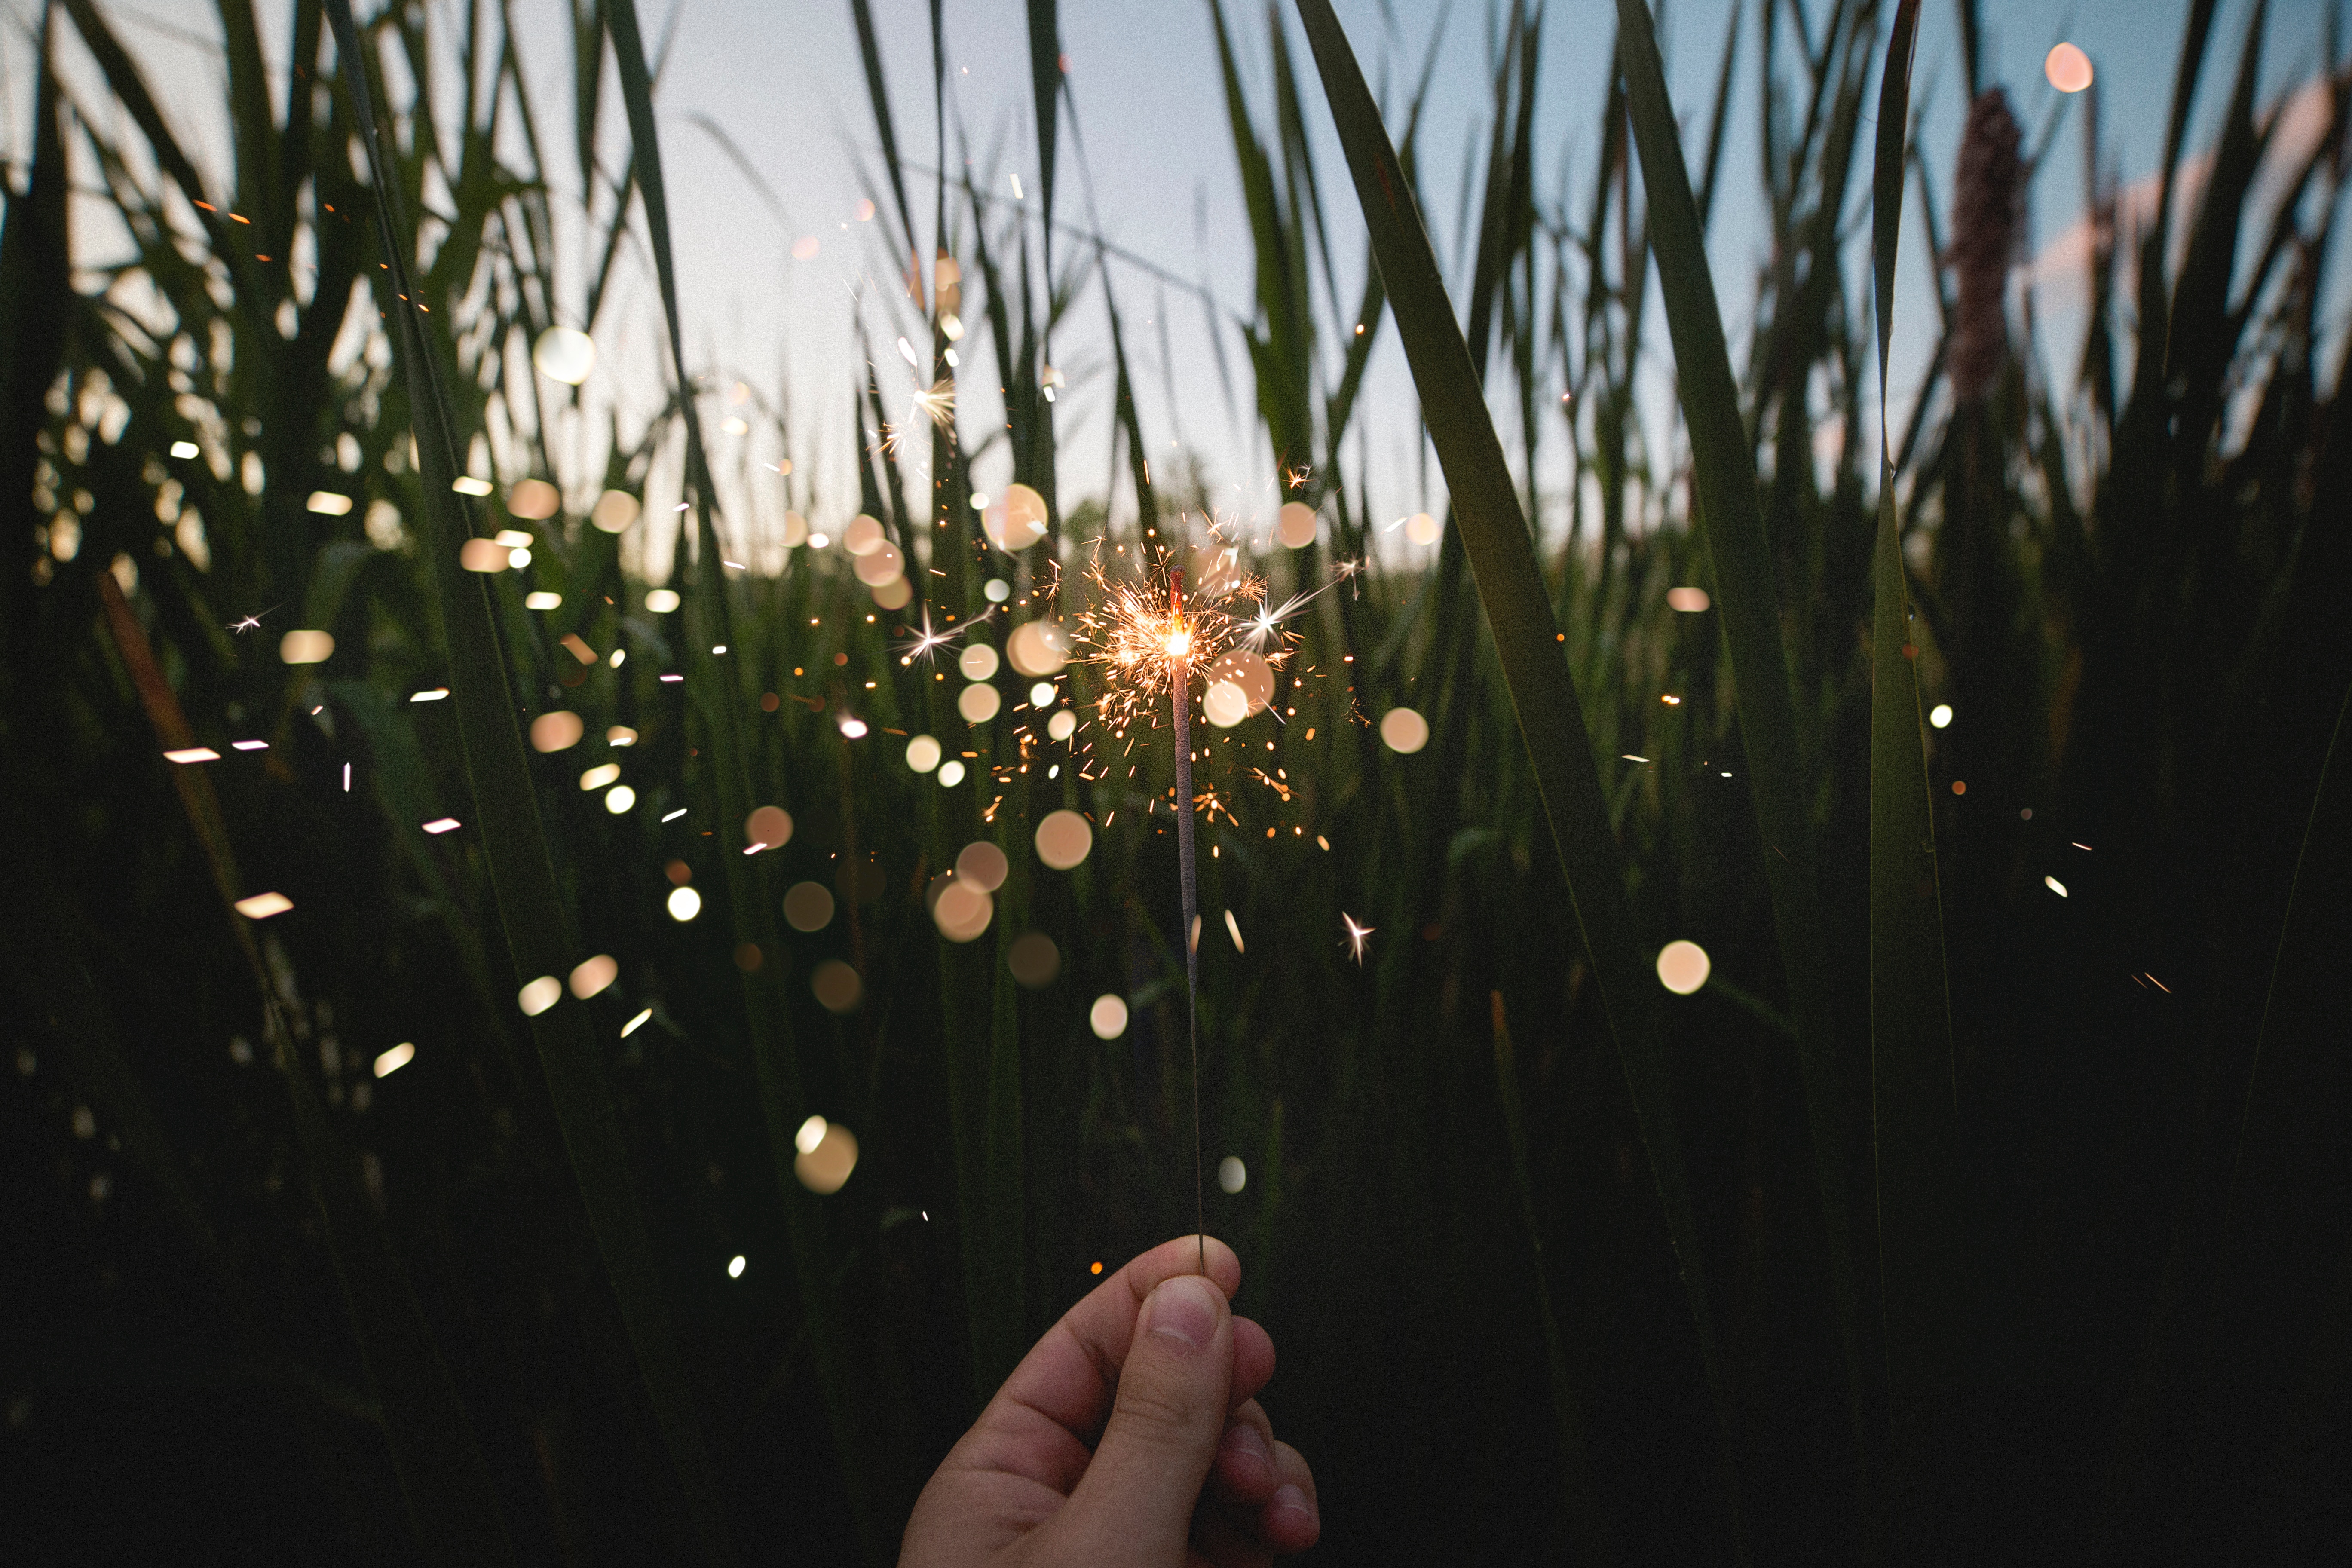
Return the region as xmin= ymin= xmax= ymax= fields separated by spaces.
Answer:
xmin=1071 ymin=523 xmax=1339 ymax=1272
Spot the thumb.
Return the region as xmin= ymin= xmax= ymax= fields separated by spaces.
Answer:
xmin=1054 ymin=1271 xmax=1234 ymax=1561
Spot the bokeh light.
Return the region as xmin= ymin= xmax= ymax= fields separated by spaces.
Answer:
xmin=1381 ymin=707 xmax=1430 ymax=754
xmin=580 ymin=763 xmax=620 ymax=790
xmin=507 ymin=478 xmax=560 ymax=520
xmin=1035 ymin=809 xmax=1093 ymax=870
xmin=938 ymin=760 xmax=967 ymax=787
xmin=1030 ymin=682 xmax=1057 ymax=708
xmin=745 ymin=805 xmax=793 ymax=850
xmin=1207 ymin=649 xmax=1274 ymax=715
xmin=959 ymin=643 xmax=1001 ymax=681
xmin=234 ymin=891 xmax=292 ymax=920
xmin=459 ymin=538 xmax=510 ymax=572
xmin=2046 ymin=42 xmax=2092 ymax=94
xmin=605 ymin=784 xmax=635 ymax=814
xmin=518 ymin=975 xmax=562 ymax=1016
xmin=959 ymin=683 xmax=1001 ymax=723
xmin=568 ymin=955 xmax=617 ymax=998
xmin=906 ymin=734 xmax=942 ymax=773
xmin=1202 ymin=680 xmax=1250 ymax=728
xmin=590 ymin=490 xmax=639 ymax=534
xmin=1089 ymin=995 xmax=1130 ymax=1039
xmin=1277 ymin=500 xmax=1318 ymax=548
xmin=794 ymin=1122 xmax=858 ymax=1193
xmin=1929 ymin=704 xmax=1953 ymax=729
xmin=279 ymin=629 xmax=334 ymax=664
xmin=783 ymin=881 xmax=836 ymax=932
xmin=985 ymin=483 xmax=1050 ymax=551
xmin=727 ymin=1255 xmax=746 ymax=1279
xmin=668 ymin=885 xmax=702 ymax=922
xmin=956 ymin=841 xmax=1009 ymax=891
xmin=1404 ymin=511 xmax=1441 ymax=546
xmin=1006 ymin=620 xmax=1073 ymax=676
xmin=1007 ymin=932 xmax=1061 ymax=988
xmin=645 ymin=588 xmax=680 ymax=613
xmin=1667 ymin=586 xmax=1711 ymax=612
xmin=843 ymin=514 xmax=885 ymax=556
xmin=1047 ymin=710 xmax=1078 ymax=742
xmin=812 ymin=959 xmax=863 ymax=1013
xmin=795 ymin=1115 xmax=827 ymax=1154
xmin=853 ymin=542 xmax=903 ymax=586
xmin=1219 ymin=1156 xmax=1247 ymax=1194
xmin=932 ymin=879 xmax=993 ymax=941
xmin=1656 ymin=940 xmax=1711 ymax=995
xmin=871 ymin=576 xmax=912 ymax=609
xmin=374 ymin=1042 xmax=414 ymax=1078
xmin=525 ymin=591 xmax=562 ymax=610
xmin=532 ymin=325 xmax=596 ymax=384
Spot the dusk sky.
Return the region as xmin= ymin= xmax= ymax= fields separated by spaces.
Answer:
xmin=10 ymin=1 xmax=2342 ymax=570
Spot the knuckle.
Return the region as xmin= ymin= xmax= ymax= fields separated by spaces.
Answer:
xmin=1112 ymin=1371 xmax=1204 ymax=1444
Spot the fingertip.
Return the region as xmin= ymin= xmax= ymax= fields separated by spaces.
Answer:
xmin=1214 ymin=1419 xmax=1275 ymax=1500
xmin=1265 ymin=1482 xmax=1320 ymax=1550
xmin=1229 ymin=1315 xmax=1276 ymax=1406
xmin=1127 ymin=1234 xmax=1242 ymax=1307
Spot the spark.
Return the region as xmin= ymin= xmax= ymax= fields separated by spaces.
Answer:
xmin=226 ymin=603 xmax=281 ymax=634
xmin=1341 ymin=913 xmax=1374 ymax=963
xmin=899 ymin=606 xmax=959 ymax=665
xmin=910 ymin=378 xmax=955 ymax=427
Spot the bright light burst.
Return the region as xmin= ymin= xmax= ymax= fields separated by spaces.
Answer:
xmin=1341 ymin=913 xmax=1374 ymax=963
xmin=1071 ymin=521 xmax=1319 ymax=734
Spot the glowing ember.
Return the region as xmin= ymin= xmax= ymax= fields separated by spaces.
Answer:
xmin=421 ymin=818 xmax=460 ymax=834
xmin=235 ymin=891 xmax=293 ymax=920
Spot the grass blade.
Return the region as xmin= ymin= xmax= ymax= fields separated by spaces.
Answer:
xmin=603 ymin=3 xmax=883 ymax=1557
xmin=1491 ymin=992 xmax=1605 ymax=1563
xmin=1867 ymin=0 xmax=1964 ymax=1550
xmin=323 ymin=6 xmax=735 ymax=1562
xmin=89 ymin=569 xmax=516 ymax=1565
xmin=1289 ymin=2 xmax=1745 ymax=1547
xmin=1610 ymin=0 xmax=1870 ymax=1479
xmin=846 ymin=0 xmax=923 ymax=295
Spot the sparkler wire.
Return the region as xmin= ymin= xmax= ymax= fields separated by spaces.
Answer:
xmin=1170 ymin=570 xmax=1205 ymax=1276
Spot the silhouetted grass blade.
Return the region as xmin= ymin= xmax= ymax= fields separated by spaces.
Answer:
xmin=324 ymin=5 xmax=734 ymax=1562
xmin=1611 ymin=0 xmax=1868 ymax=1481
xmin=1289 ymin=2 xmax=1743 ymax=1547
xmin=1867 ymin=0 xmax=1964 ymax=1550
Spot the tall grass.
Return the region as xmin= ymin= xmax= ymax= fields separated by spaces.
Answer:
xmin=6 ymin=0 xmax=2351 ymax=1563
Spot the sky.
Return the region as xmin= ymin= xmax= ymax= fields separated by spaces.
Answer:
xmin=6 ymin=0 xmax=2345 ymax=573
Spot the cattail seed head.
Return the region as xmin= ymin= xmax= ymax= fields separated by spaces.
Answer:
xmin=1950 ymin=88 xmax=2024 ymax=402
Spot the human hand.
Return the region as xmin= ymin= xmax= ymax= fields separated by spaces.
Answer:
xmin=898 ymin=1235 xmax=1320 ymax=1568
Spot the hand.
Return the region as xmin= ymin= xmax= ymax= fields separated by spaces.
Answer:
xmin=899 ymin=1235 xmax=1320 ymax=1568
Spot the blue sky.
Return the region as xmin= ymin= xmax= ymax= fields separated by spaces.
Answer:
xmin=9 ymin=1 xmax=2342 ymax=570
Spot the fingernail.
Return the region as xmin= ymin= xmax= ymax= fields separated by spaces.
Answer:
xmin=1274 ymin=1483 xmax=1312 ymax=1522
xmin=1145 ymin=1273 xmax=1220 ymax=1351
xmin=1222 ymin=1423 xmax=1269 ymax=1465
